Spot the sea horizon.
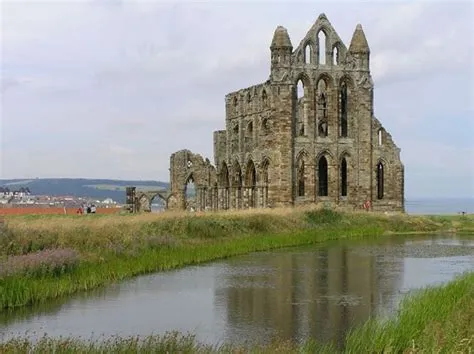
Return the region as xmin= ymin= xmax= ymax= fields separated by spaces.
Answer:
xmin=405 ymin=197 xmax=474 ymax=215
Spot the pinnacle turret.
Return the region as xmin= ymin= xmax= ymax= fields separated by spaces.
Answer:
xmin=270 ymin=26 xmax=293 ymax=50
xmin=349 ymin=24 xmax=370 ymax=54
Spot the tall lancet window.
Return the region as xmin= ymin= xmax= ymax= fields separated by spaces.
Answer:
xmin=340 ymin=82 xmax=348 ymax=137
xmin=318 ymin=30 xmax=326 ymax=65
xmin=296 ymin=79 xmax=306 ymax=136
xmin=317 ymin=79 xmax=328 ymax=137
xmin=377 ymin=162 xmax=384 ymax=199
xmin=318 ymin=156 xmax=328 ymax=197
xmin=297 ymin=159 xmax=305 ymax=197
xmin=341 ymin=158 xmax=347 ymax=197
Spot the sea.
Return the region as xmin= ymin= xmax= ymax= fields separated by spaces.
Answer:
xmin=405 ymin=198 xmax=474 ymax=215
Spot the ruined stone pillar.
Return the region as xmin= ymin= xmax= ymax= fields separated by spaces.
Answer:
xmin=220 ymin=188 xmax=224 ymax=210
xmin=230 ymin=187 xmax=235 ymax=209
xmin=238 ymin=188 xmax=241 ymax=209
xmin=261 ymin=185 xmax=267 ymax=207
xmin=218 ymin=188 xmax=222 ymax=209
xmin=194 ymin=187 xmax=199 ymax=211
xmin=256 ymin=186 xmax=262 ymax=208
xmin=237 ymin=187 xmax=242 ymax=209
xmin=250 ymin=187 xmax=257 ymax=208
xmin=202 ymin=187 xmax=207 ymax=211
xmin=211 ymin=187 xmax=215 ymax=210
xmin=226 ymin=188 xmax=229 ymax=209
xmin=243 ymin=188 xmax=248 ymax=209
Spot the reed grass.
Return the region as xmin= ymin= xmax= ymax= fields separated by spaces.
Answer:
xmin=0 ymin=208 xmax=473 ymax=310
xmin=344 ymin=271 xmax=474 ymax=353
xmin=1 ymin=272 xmax=472 ymax=353
xmin=0 ymin=331 xmax=324 ymax=353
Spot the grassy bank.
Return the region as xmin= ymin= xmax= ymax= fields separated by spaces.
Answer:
xmin=0 ymin=208 xmax=473 ymax=310
xmin=1 ymin=272 xmax=472 ymax=353
xmin=344 ymin=271 xmax=474 ymax=353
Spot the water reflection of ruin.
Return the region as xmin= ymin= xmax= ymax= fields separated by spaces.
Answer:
xmin=215 ymin=243 xmax=404 ymax=346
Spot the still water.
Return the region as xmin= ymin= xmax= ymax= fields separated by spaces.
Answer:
xmin=1 ymin=234 xmax=473 ymax=347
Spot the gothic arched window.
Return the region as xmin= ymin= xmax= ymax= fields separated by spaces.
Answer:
xmin=377 ymin=162 xmax=384 ymax=199
xmin=318 ymin=156 xmax=328 ymax=196
xmin=340 ymin=82 xmax=348 ymax=137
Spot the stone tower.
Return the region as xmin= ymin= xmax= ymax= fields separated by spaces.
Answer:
xmin=168 ymin=14 xmax=404 ymax=212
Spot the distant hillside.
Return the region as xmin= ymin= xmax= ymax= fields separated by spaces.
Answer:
xmin=0 ymin=178 xmax=169 ymax=203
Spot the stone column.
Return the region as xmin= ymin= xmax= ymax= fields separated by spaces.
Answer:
xmin=220 ymin=188 xmax=224 ymax=210
xmin=231 ymin=187 xmax=236 ymax=209
xmin=238 ymin=187 xmax=242 ymax=209
xmin=256 ymin=186 xmax=262 ymax=208
xmin=202 ymin=187 xmax=207 ymax=211
xmin=236 ymin=187 xmax=240 ymax=209
xmin=227 ymin=188 xmax=230 ymax=209
xmin=243 ymin=188 xmax=248 ymax=209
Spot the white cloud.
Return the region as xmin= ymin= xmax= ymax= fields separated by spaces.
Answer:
xmin=1 ymin=1 xmax=473 ymax=198
xmin=1 ymin=1 xmax=86 ymax=45
xmin=369 ymin=2 xmax=474 ymax=85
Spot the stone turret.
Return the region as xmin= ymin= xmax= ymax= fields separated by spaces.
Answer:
xmin=349 ymin=24 xmax=370 ymax=71
xmin=270 ymin=26 xmax=293 ymax=76
xmin=271 ymin=26 xmax=293 ymax=50
xmin=349 ymin=24 xmax=370 ymax=53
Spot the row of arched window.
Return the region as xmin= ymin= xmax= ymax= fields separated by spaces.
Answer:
xmin=216 ymin=157 xmax=385 ymax=208
xmin=218 ymin=160 xmax=270 ymax=209
xmin=296 ymin=157 xmax=385 ymax=199
xmin=219 ymin=160 xmax=270 ymax=188
xmin=296 ymin=78 xmax=349 ymax=138
xmin=302 ymin=30 xmax=341 ymax=66
xmin=232 ymin=89 xmax=268 ymax=107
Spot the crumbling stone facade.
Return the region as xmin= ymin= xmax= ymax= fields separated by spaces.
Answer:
xmin=169 ymin=14 xmax=404 ymax=212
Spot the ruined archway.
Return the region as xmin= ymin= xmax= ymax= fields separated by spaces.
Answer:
xmin=219 ymin=162 xmax=230 ymax=209
xmin=183 ymin=174 xmax=196 ymax=211
xmin=233 ymin=161 xmax=243 ymax=209
xmin=169 ymin=149 xmax=217 ymax=211
xmin=245 ymin=160 xmax=257 ymax=208
xmin=261 ymin=158 xmax=270 ymax=207
xmin=134 ymin=190 xmax=173 ymax=213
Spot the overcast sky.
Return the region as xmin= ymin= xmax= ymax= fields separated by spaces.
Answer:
xmin=1 ymin=0 xmax=473 ymax=199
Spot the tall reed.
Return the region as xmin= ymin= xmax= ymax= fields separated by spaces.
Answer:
xmin=0 ymin=209 xmax=472 ymax=310
xmin=344 ymin=271 xmax=474 ymax=353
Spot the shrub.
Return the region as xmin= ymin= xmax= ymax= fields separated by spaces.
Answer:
xmin=305 ymin=209 xmax=343 ymax=226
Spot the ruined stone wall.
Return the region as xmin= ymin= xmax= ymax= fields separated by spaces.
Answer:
xmin=371 ymin=117 xmax=404 ymax=211
xmin=169 ymin=150 xmax=217 ymax=211
xmin=168 ymin=13 xmax=404 ymax=212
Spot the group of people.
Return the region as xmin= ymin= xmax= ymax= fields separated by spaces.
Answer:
xmin=76 ymin=204 xmax=97 ymax=215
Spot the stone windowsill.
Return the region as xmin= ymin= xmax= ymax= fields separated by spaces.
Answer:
xmin=338 ymin=137 xmax=354 ymax=143
xmin=316 ymin=196 xmax=331 ymax=201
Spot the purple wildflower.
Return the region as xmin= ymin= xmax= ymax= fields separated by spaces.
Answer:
xmin=0 ymin=248 xmax=80 ymax=278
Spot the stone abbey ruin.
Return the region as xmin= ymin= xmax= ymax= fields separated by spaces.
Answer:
xmin=168 ymin=13 xmax=404 ymax=212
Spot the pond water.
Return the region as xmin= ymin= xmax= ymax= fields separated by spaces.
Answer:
xmin=1 ymin=233 xmax=473 ymax=347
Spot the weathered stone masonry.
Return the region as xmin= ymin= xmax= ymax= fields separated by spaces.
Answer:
xmin=168 ymin=13 xmax=404 ymax=212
